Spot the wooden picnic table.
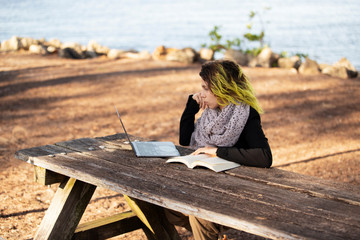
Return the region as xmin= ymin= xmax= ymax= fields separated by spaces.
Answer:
xmin=15 ymin=133 xmax=360 ymax=240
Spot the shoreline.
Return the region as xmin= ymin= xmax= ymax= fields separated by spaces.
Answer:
xmin=1 ymin=35 xmax=358 ymax=80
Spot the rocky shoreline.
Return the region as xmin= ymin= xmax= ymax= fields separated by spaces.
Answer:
xmin=1 ymin=35 xmax=358 ymax=79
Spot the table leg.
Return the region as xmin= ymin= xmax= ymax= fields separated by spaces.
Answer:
xmin=34 ymin=177 xmax=96 ymax=240
xmin=124 ymin=195 xmax=181 ymax=240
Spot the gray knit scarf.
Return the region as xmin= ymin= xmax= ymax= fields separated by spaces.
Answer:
xmin=190 ymin=103 xmax=250 ymax=150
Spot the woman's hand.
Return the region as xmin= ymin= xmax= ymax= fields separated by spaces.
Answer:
xmin=191 ymin=146 xmax=218 ymax=157
xmin=192 ymin=93 xmax=206 ymax=110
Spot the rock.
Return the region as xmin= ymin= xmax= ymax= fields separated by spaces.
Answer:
xmin=166 ymin=47 xmax=197 ymax=63
xmin=29 ymin=44 xmax=47 ymax=55
xmin=335 ymin=57 xmax=357 ymax=72
xmin=107 ymin=49 xmax=125 ymax=59
xmin=47 ymin=38 xmax=62 ymax=48
xmin=0 ymin=36 xmax=21 ymax=51
xmin=152 ymin=45 xmax=178 ymax=60
xmin=47 ymin=46 xmax=57 ymax=54
xmin=319 ymin=63 xmax=332 ymax=71
xmin=278 ymin=56 xmax=301 ymax=69
xmin=224 ymin=49 xmax=248 ymax=66
xmin=152 ymin=45 xmax=167 ymax=60
xmin=298 ymin=58 xmax=320 ymax=75
xmin=248 ymin=47 xmax=278 ymax=68
xmin=289 ymin=68 xmax=298 ymax=74
xmin=121 ymin=50 xmax=152 ymax=60
xmin=38 ymin=37 xmax=46 ymax=45
xmin=334 ymin=57 xmax=358 ymax=78
xmin=83 ymin=50 xmax=98 ymax=58
xmin=322 ymin=66 xmax=348 ymax=79
xmin=139 ymin=50 xmax=153 ymax=60
xmin=199 ymin=48 xmax=214 ymax=61
xmin=20 ymin=37 xmax=40 ymax=50
xmin=58 ymin=47 xmax=83 ymax=59
xmin=87 ymin=40 xmax=109 ymax=55
xmin=257 ymin=47 xmax=273 ymax=67
xmin=60 ymin=42 xmax=84 ymax=59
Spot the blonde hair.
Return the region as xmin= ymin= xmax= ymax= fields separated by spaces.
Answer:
xmin=199 ymin=60 xmax=263 ymax=114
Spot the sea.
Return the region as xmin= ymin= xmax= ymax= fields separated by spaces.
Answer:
xmin=1 ymin=0 xmax=359 ymax=69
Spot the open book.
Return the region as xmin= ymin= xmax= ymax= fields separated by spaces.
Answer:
xmin=166 ymin=154 xmax=240 ymax=172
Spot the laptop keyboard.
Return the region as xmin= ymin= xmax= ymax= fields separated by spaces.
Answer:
xmin=136 ymin=142 xmax=159 ymax=155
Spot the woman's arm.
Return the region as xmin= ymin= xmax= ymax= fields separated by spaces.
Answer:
xmin=217 ymin=108 xmax=272 ymax=168
xmin=179 ymin=95 xmax=200 ymax=146
xmin=217 ymin=147 xmax=272 ymax=168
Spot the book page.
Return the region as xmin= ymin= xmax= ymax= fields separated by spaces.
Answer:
xmin=167 ymin=154 xmax=240 ymax=172
xmin=168 ymin=154 xmax=209 ymax=162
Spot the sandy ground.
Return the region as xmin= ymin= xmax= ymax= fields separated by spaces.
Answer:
xmin=0 ymin=52 xmax=359 ymax=240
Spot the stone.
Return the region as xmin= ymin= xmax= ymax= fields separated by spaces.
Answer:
xmin=334 ymin=57 xmax=358 ymax=78
xmin=152 ymin=45 xmax=178 ymax=60
xmin=289 ymin=68 xmax=298 ymax=74
xmin=0 ymin=36 xmax=21 ymax=51
xmin=278 ymin=56 xmax=301 ymax=69
xmin=199 ymin=48 xmax=214 ymax=61
xmin=166 ymin=47 xmax=197 ymax=63
xmin=224 ymin=49 xmax=248 ymax=66
xmin=20 ymin=37 xmax=40 ymax=50
xmin=107 ymin=49 xmax=125 ymax=59
xmin=83 ymin=50 xmax=98 ymax=58
xmin=152 ymin=45 xmax=166 ymax=60
xmin=47 ymin=46 xmax=57 ymax=54
xmin=122 ymin=50 xmax=152 ymax=60
xmin=319 ymin=63 xmax=332 ymax=71
xmin=298 ymin=58 xmax=320 ymax=75
xmin=29 ymin=44 xmax=47 ymax=55
xmin=60 ymin=42 xmax=84 ymax=59
xmin=257 ymin=47 xmax=273 ymax=67
xmin=334 ymin=57 xmax=357 ymax=72
xmin=58 ymin=47 xmax=82 ymax=59
xmin=138 ymin=50 xmax=152 ymax=60
xmin=248 ymin=47 xmax=277 ymax=68
xmin=47 ymin=39 xmax=62 ymax=48
xmin=87 ymin=40 xmax=109 ymax=55
xmin=322 ymin=66 xmax=348 ymax=79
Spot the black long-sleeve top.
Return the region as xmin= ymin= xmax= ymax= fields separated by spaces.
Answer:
xmin=179 ymin=95 xmax=272 ymax=168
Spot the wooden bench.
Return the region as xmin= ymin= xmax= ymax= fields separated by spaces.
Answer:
xmin=15 ymin=133 xmax=360 ymax=240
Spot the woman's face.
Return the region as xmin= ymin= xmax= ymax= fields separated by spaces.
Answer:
xmin=200 ymin=79 xmax=220 ymax=109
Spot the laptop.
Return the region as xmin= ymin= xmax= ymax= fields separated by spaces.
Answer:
xmin=115 ymin=106 xmax=180 ymax=158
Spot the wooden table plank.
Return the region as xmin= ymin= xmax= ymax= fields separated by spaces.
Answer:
xmin=15 ymin=139 xmax=360 ymax=240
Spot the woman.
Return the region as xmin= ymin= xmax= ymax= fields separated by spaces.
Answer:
xmin=181 ymin=59 xmax=272 ymax=167
xmin=165 ymin=60 xmax=272 ymax=240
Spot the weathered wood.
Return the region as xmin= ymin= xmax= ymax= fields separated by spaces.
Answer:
xmin=56 ymin=136 xmax=360 ymax=213
xmin=124 ymin=195 xmax=181 ymax=240
xmin=19 ymin=143 xmax=360 ymax=239
xmin=15 ymin=134 xmax=360 ymax=240
xmin=72 ymin=211 xmax=144 ymax=240
xmin=34 ymin=177 xmax=96 ymax=240
xmin=34 ymin=166 xmax=65 ymax=185
xmin=227 ymin=166 xmax=360 ymax=206
xmin=99 ymin=134 xmax=360 ymax=204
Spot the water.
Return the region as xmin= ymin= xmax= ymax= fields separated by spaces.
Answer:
xmin=1 ymin=0 xmax=359 ymax=69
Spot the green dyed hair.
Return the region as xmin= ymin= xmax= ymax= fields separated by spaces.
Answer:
xmin=199 ymin=60 xmax=263 ymax=114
